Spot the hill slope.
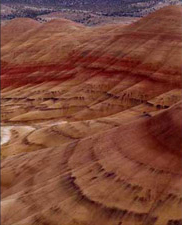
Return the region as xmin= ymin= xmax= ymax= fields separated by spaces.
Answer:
xmin=1 ymin=17 xmax=41 ymax=46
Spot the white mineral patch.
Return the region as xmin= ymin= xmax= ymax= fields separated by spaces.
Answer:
xmin=1 ymin=126 xmax=35 ymax=145
xmin=49 ymin=121 xmax=68 ymax=126
xmin=1 ymin=127 xmax=12 ymax=145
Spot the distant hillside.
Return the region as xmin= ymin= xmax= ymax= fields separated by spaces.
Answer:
xmin=1 ymin=0 xmax=182 ymax=16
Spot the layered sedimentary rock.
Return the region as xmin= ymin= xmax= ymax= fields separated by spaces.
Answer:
xmin=1 ymin=5 xmax=182 ymax=225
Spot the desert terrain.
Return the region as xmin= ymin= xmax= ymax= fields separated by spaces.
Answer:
xmin=1 ymin=5 xmax=182 ymax=225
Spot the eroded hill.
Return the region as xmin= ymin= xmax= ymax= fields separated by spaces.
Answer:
xmin=1 ymin=5 xmax=182 ymax=225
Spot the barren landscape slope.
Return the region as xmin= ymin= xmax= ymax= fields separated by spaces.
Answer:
xmin=1 ymin=17 xmax=41 ymax=46
xmin=1 ymin=5 xmax=182 ymax=225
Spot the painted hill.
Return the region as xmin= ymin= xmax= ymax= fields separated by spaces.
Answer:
xmin=1 ymin=17 xmax=41 ymax=46
xmin=1 ymin=5 xmax=182 ymax=225
xmin=1 ymin=17 xmax=86 ymax=65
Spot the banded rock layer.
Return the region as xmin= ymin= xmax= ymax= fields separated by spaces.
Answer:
xmin=1 ymin=6 xmax=182 ymax=225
